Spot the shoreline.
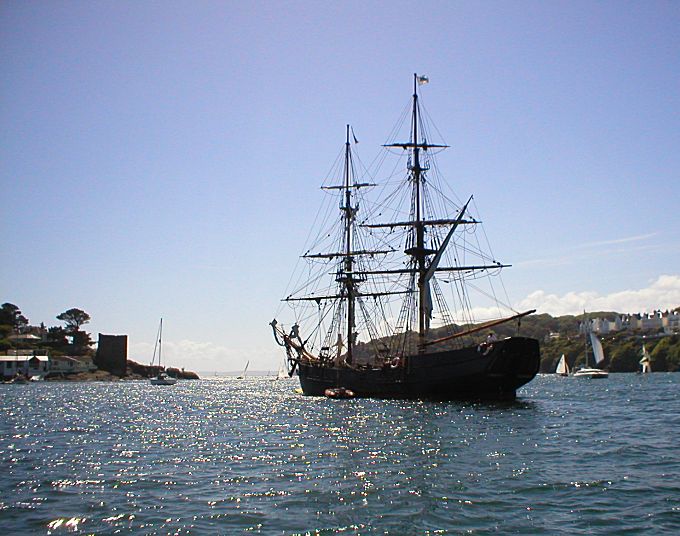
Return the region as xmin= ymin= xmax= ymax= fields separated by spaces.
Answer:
xmin=14 ymin=360 xmax=201 ymax=382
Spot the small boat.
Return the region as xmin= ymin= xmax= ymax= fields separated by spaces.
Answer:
xmin=324 ymin=387 xmax=356 ymax=399
xmin=573 ymin=367 xmax=608 ymax=379
xmin=149 ymin=318 xmax=177 ymax=385
xmin=555 ymin=354 xmax=570 ymax=376
xmin=150 ymin=371 xmax=177 ymax=386
xmin=573 ymin=317 xmax=608 ymax=379
xmin=639 ymin=344 xmax=652 ymax=373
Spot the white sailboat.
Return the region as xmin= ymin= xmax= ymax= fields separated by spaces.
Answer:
xmin=237 ymin=360 xmax=249 ymax=379
xmin=573 ymin=318 xmax=608 ymax=379
xmin=639 ymin=344 xmax=652 ymax=373
xmin=275 ymin=357 xmax=289 ymax=380
xmin=149 ymin=318 xmax=177 ymax=385
xmin=555 ymin=354 xmax=570 ymax=376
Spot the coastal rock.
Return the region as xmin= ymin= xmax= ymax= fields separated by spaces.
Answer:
xmin=45 ymin=370 xmax=121 ymax=382
xmin=167 ymin=367 xmax=200 ymax=380
xmin=41 ymin=360 xmax=200 ymax=381
xmin=128 ymin=360 xmax=199 ymax=379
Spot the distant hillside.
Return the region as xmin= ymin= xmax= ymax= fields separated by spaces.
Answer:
xmin=507 ymin=311 xmax=679 ymax=373
xmin=351 ymin=310 xmax=680 ymax=373
xmin=505 ymin=312 xmax=679 ymax=373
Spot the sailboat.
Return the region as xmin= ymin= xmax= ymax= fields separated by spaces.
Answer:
xmin=639 ymin=344 xmax=652 ymax=373
xmin=271 ymin=363 xmax=290 ymax=381
xmin=573 ymin=317 xmax=608 ymax=379
xmin=237 ymin=360 xmax=249 ymax=379
xmin=555 ymin=354 xmax=570 ymax=376
xmin=149 ymin=318 xmax=177 ymax=385
xmin=270 ymin=75 xmax=540 ymax=400
xmin=274 ymin=357 xmax=289 ymax=380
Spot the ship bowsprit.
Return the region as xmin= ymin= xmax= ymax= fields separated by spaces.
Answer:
xmin=297 ymin=336 xmax=540 ymax=401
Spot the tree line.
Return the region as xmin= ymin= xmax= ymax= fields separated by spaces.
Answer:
xmin=0 ymin=302 xmax=94 ymax=357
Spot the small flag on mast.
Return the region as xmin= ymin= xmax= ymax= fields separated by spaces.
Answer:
xmin=417 ymin=75 xmax=429 ymax=85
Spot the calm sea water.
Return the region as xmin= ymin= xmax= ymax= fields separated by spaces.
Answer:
xmin=1 ymin=374 xmax=679 ymax=535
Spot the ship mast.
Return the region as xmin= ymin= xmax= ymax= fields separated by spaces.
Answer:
xmin=367 ymin=74 xmax=513 ymax=353
xmin=411 ymin=75 xmax=428 ymax=346
xmin=342 ymin=125 xmax=356 ymax=364
xmin=283 ymin=126 xmax=401 ymax=366
xmin=400 ymin=74 xmax=438 ymax=347
xmin=381 ymin=74 xmax=446 ymax=348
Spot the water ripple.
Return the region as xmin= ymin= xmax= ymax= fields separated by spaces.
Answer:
xmin=1 ymin=375 xmax=679 ymax=534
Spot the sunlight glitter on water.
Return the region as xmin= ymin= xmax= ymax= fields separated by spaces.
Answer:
xmin=1 ymin=375 xmax=680 ymax=534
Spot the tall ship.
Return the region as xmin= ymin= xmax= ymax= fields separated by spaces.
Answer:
xmin=271 ymin=75 xmax=540 ymax=400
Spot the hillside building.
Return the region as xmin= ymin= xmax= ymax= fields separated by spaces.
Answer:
xmin=586 ymin=310 xmax=678 ymax=335
xmin=1 ymin=351 xmax=49 ymax=379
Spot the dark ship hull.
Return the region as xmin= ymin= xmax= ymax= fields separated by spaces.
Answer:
xmin=297 ymin=336 xmax=540 ymax=400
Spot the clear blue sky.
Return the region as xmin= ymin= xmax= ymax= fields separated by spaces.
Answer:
xmin=2 ymin=1 xmax=679 ymax=373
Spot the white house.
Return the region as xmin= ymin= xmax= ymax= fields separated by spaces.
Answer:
xmin=1 ymin=352 xmax=50 ymax=379
xmin=639 ymin=312 xmax=663 ymax=331
xmin=591 ymin=318 xmax=613 ymax=334
xmin=663 ymin=311 xmax=680 ymax=334
xmin=49 ymin=356 xmax=95 ymax=375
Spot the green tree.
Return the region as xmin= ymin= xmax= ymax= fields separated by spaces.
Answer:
xmin=46 ymin=326 xmax=68 ymax=344
xmin=57 ymin=308 xmax=91 ymax=333
xmin=651 ymin=336 xmax=680 ymax=371
xmin=55 ymin=308 xmax=94 ymax=356
xmin=608 ymin=340 xmax=641 ymax=372
xmin=0 ymin=302 xmax=29 ymax=330
xmin=668 ymin=342 xmax=680 ymax=372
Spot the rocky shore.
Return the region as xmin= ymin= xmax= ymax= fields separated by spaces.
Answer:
xmin=43 ymin=360 xmax=200 ymax=381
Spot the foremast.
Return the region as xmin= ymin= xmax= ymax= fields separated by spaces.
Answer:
xmin=278 ymin=125 xmax=379 ymax=367
xmin=340 ymin=125 xmax=358 ymax=364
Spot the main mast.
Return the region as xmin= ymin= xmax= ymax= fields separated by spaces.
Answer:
xmin=584 ymin=314 xmax=590 ymax=368
xmin=400 ymin=74 xmax=436 ymax=347
xmin=411 ymin=75 xmax=428 ymax=346
xmin=158 ymin=317 xmax=163 ymax=367
xmin=373 ymin=75 xmax=516 ymax=354
xmin=382 ymin=74 xmax=445 ymax=348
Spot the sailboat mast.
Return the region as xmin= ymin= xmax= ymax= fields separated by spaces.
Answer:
xmin=159 ymin=317 xmax=163 ymax=368
xmin=583 ymin=313 xmax=589 ymax=368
